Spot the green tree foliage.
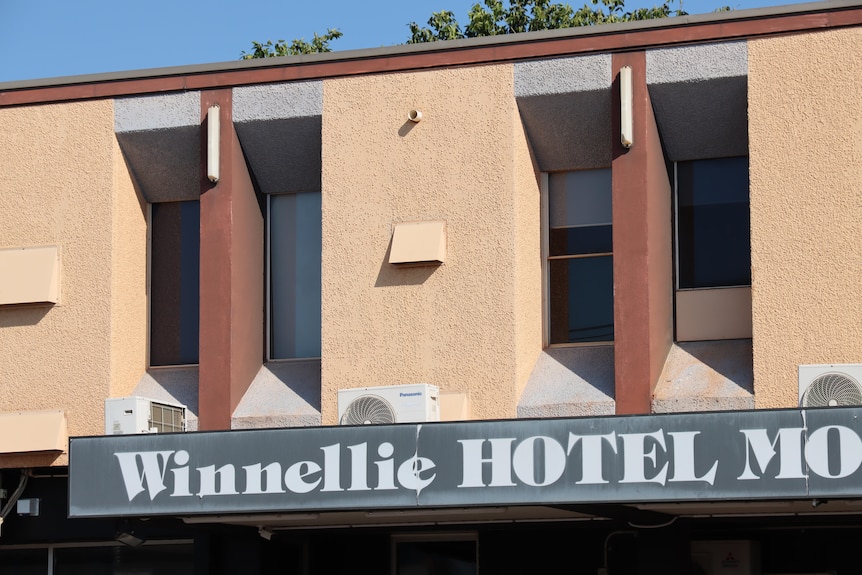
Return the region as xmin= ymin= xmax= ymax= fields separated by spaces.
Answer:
xmin=408 ymin=0 xmax=685 ymax=43
xmin=242 ymin=0 xmax=694 ymax=58
xmin=241 ymin=28 xmax=344 ymax=59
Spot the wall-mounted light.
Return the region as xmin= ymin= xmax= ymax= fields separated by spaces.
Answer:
xmin=207 ymin=105 xmax=220 ymax=183
xmin=115 ymin=531 xmax=145 ymax=547
xmin=619 ymin=66 xmax=633 ymax=149
xmin=407 ymin=109 xmax=423 ymax=123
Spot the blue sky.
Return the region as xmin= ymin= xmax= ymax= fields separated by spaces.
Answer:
xmin=0 ymin=0 xmax=803 ymax=83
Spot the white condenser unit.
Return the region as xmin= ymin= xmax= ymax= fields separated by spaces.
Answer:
xmin=105 ymin=396 xmax=187 ymax=435
xmin=798 ymin=364 xmax=862 ymax=408
xmin=338 ymin=384 xmax=440 ymax=425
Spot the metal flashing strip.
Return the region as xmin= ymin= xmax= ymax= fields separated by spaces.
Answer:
xmin=2 ymin=1 xmax=862 ymax=105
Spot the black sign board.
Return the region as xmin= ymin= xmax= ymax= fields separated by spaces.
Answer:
xmin=69 ymin=408 xmax=862 ymax=517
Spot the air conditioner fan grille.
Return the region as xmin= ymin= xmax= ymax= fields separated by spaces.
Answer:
xmin=801 ymin=372 xmax=862 ymax=408
xmin=340 ymin=394 xmax=396 ymax=425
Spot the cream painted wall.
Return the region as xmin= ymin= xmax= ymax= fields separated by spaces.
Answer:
xmin=512 ymin=105 xmax=543 ymax=402
xmin=321 ymin=65 xmax=542 ymax=424
xmin=110 ymin=135 xmax=148 ymax=399
xmin=749 ymin=28 xmax=862 ymax=408
xmin=0 ymin=101 xmax=147 ymax=464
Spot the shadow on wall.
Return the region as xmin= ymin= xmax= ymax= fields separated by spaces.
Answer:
xmin=0 ymin=304 xmax=53 ymax=328
xmin=231 ymin=362 xmax=322 ymax=429
xmin=133 ymin=367 xmax=200 ymax=430
xmin=398 ymin=119 xmax=419 ymax=138
xmin=652 ymin=339 xmax=754 ymax=413
xmin=676 ymin=339 xmax=753 ymax=391
xmin=118 ymin=151 xmax=150 ymax=221
xmin=0 ymin=452 xmax=65 ymax=468
xmin=374 ymin=241 xmax=439 ymax=288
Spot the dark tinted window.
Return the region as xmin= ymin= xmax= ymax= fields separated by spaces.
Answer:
xmin=676 ymin=157 xmax=750 ymax=289
xmin=150 ymin=201 xmax=200 ymax=366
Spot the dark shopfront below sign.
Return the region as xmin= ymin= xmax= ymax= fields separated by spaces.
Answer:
xmin=69 ymin=407 xmax=862 ymax=517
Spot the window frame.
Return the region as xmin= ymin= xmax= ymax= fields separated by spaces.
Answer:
xmin=541 ymin=170 xmax=615 ymax=348
xmin=672 ymin=156 xmax=752 ymax=342
xmin=0 ymin=540 xmax=193 ymax=575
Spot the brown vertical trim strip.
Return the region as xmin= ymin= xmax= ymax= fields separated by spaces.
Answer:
xmin=198 ymin=89 xmax=264 ymax=430
xmin=198 ymin=89 xmax=232 ymax=430
xmin=611 ymin=52 xmax=673 ymax=415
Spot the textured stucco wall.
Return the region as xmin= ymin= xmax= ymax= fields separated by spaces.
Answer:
xmin=321 ymin=65 xmax=540 ymax=424
xmin=0 ymin=100 xmax=147 ymax=464
xmin=233 ymin=81 xmax=322 ymax=194
xmin=646 ymin=42 xmax=748 ymax=162
xmin=110 ymin=135 xmax=148 ymax=399
xmin=749 ymin=29 xmax=862 ymax=408
xmin=115 ymin=92 xmax=201 ymax=203
xmin=514 ymin=55 xmax=612 ymax=171
xmin=512 ymin=103 xmax=543 ymax=403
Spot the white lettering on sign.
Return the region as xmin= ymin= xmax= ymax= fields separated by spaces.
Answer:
xmin=110 ymin=422 xmax=862 ymax=504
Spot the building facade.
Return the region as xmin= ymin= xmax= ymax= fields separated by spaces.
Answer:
xmin=1 ymin=1 xmax=862 ymax=573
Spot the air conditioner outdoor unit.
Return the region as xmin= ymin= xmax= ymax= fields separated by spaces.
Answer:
xmin=798 ymin=364 xmax=862 ymax=408
xmin=105 ymin=396 xmax=187 ymax=435
xmin=338 ymin=384 xmax=440 ymax=425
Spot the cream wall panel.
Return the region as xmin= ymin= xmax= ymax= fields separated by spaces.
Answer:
xmin=512 ymin=105 xmax=543 ymax=402
xmin=676 ymin=287 xmax=752 ymax=342
xmin=0 ymin=100 xmax=147 ymax=459
xmin=110 ymin=136 xmax=148 ymax=399
xmin=321 ymin=65 xmax=537 ymax=423
xmin=749 ymin=29 xmax=862 ymax=408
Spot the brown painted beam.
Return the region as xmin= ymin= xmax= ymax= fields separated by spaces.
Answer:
xmin=611 ymin=52 xmax=674 ymax=415
xmin=197 ymin=89 xmax=264 ymax=430
xmin=2 ymin=8 xmax=862 ymax=107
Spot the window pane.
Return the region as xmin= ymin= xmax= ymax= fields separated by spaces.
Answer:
xmin=549 ymin=255 xmax=614 ymax=344
xmin=396 ymin=540 xmax=477 ymax=575
xmin=676 ymin=157 xmax=750 ymax=289
xmin=0 ymin=548 xmax=47 ymax=574
xmin=549 ymin=169 xmax=612 ymax=229
xmin=150 ymin=201 xmax=200 ymax=366
xmin=271 ymin=192 xmax=322 ymax=359
xmin=549 ymin=225 xmax=612 ymax=257
xmin=55 ymin=543 xmax=194 ymax=575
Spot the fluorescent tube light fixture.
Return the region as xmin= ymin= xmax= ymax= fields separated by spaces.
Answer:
xmin=207 ymin=105 xmax=220 ymax=183
xmin=620 ymin=66 xmax=633 ymax=149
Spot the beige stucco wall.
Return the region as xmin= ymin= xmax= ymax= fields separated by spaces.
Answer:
xmin=321 ymin=65 xmax=542 ymax=424
xmin=749 ymin=28 xmax=862 ymax=408
xmin=0 ymin=100 xmax=147 ymax=464
xmin=511 ymin=106 xmax=543 ymax=402
xmin=110 ymin=135 xmax=148 ymax=398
